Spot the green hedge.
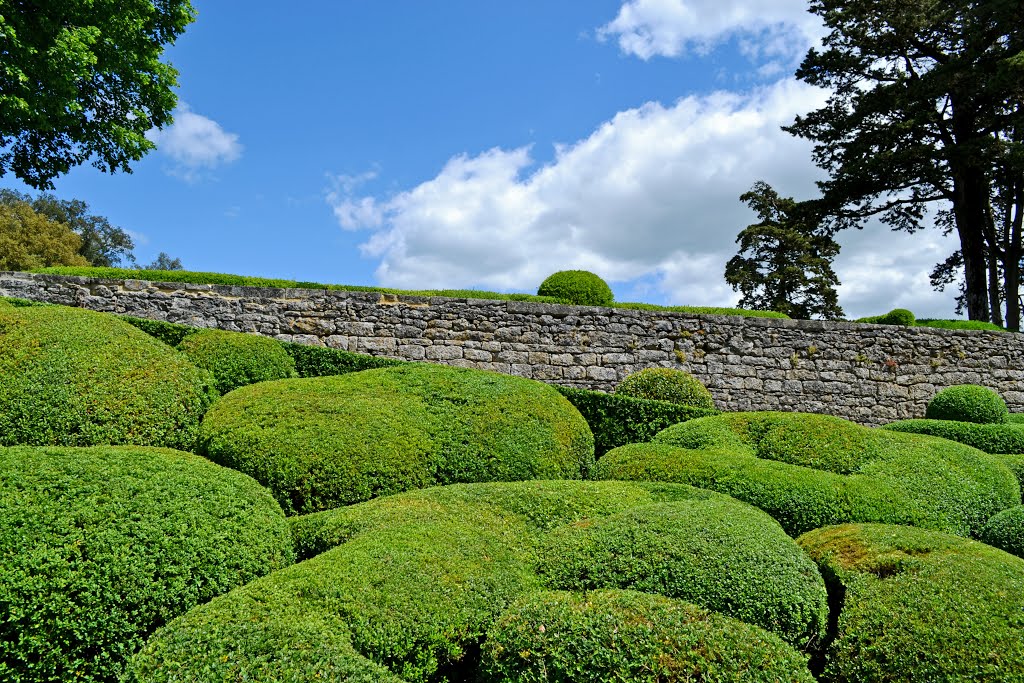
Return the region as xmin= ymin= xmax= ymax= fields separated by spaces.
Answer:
xmin=480 ymin=590 xmax=814 ymax=683
xmin=535 ymin=500 xmax=827 ymax=649
xmin=798 ymin=523 xmax=1024 ymax=681
xmin=133 ymin=481 xmax=826 ymax=682
xmin=615 ymin=367 xmax=715 ymax=409
xmin=536 ymin=270 xmax=614 ymax=307
xmin=926 ymin=384 xmax=1009 ymax=424
xmin=980 ymin=506 xmax=1024 ymax=559
xmin=883 ymin=419 xmax=1024 ymax=455
xmin=118 ymin=315 xmax=196 ymax=347
xmin=593 ymin=412 xmax=1020 ymax=538
xmin=0 ymin=445 xmax=294 ymax=683
xmin=855 ymin=308 xmax=916 ymax=326
xmin=0 ymin=303 xmax=217 ymax=450
xmin=278 ymin=340 xmax=405 ymax=377
xmin=555 ymin=386 xmax=717 ymax=457
xmin=198 ymin=364 xmax=595 ymax=514
xmin=177 ymin=328 xmax=297 ymax=394
xmin=614 ymin=301 xmax=790 ymax=318
xmin=915 ymin=318 xmax=1007 ymax=331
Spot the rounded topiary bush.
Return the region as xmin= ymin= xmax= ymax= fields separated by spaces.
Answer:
xmin=176 ymin=328 xmax=296 ymax=394
xmin=480 ymin=590 xmax=815 ymax=683
xmin=198 ymin=363 xmax=595 ymax=514
xmin=798 ymin=523 xmax=1024 ymax=681
xmin=536 ymin=270 xmax=613 ymax=307
xmin=593 ymin=412 xmax=1020 ymax=538
xmin=980 ymin=506 xmax=1024 ymax=559
xmin=132 ymin=480 xmax=827 ymax=682
xmin=0 ymin=302 xmax=217 ymax=450
xmin=614 ymin=367 xmax=715 ymax=410
xmin=0 ymin=445 xmax=294 ymax=683
xmin=925 ymin=384 xmax=1009 ymax=424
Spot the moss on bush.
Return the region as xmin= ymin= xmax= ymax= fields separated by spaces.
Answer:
xmin=176 ymin=328 xmax=297 ymax=393
xmin=0 ymin=303 xmax=217 ymax=450
xmin=536 ymin=270 xmax=614 ymax=306
xmin=198 ymin=363 xmax=594 ymax=514
xmin=132 ymin=481 xmax=827 ymax=682
xmin=556 ymin=385 xmax=718 ymax=457
xmin=615 ymin=367 xmax=715 ymax=409
xmin=926 ymin=384 xmax=1010 ymax=424
xmin=593 ymin=412 xmax=1020 ymax=538
xmin=980 ymin=506 xmax=1024 ymax=559
xmin=0 ymin=445 xmax=294 ymax=683
xmin=480 ymin=589 xmax=814 ymax=683
xmin=798 ymin=523 xmax=1024 ymax=682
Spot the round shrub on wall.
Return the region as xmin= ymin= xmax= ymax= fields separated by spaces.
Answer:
xmin=593 ymin=412 xmax=1020 ymax=538
xmin=798 ymin=523 xmax=1024 ymax=681
xmin=130 ymin=480 xmax=825 ymax=682
xmin=480 ymin=590 xmax=815 ymax=683
xmin=615 ymin=367 xmax=715 ymax=410
xmin=0 ymin=445 xmax=294 ymax=683
xmin=536 ymin=270 xmax=614 ymax=307
xmin=198 ymin=363 xmax=595 ymax=514
xmin=177 ymin=328 xmax=296 ymax=394
xmin=0 ymin=302 xmax=217 ymax=450
xmin=925 ymin=384 xmax=1009 ymax=424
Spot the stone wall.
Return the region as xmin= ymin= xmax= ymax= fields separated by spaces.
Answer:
xmin=3 ymin=270 xmax=1022 ymax=425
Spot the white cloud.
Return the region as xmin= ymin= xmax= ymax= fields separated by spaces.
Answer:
xmin=328 ymin=76 xmax=967 ymax=319
xmin=146 ymin=103 xmax=242 ymax=180
xmin=597 ymin=0 xmax=824 ymax=69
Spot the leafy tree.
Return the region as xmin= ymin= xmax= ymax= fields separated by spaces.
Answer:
xmin=0 ymin=189 xmax=136 ymax=267
xmin=143 ymin=252 xmax=184 ymax=270
xmin=724 ymin=181 xmax=844 ymax=320
xmin=0 ymin=200 xmax=89 ymax=270
xmin=0 ymin=0 xmax=196 ymax=189
xmin=785 ymin=0 xmax=1024 ymax=322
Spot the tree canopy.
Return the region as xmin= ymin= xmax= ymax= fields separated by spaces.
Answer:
xmin=724 ymin=182 xmax=844 ymax=320
xmin=785 ymin=0 xmax=1024 ymax=324
xmin=0 ymin=0 xmax=196 ymax=189
xmin=0 ymin=200 xmax=89 ymax=270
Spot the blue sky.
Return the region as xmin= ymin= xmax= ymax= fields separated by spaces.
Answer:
xmin=2 ymin=0 xmax=963 ymax=318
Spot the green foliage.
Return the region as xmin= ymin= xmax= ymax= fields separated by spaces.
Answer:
xmin=855 ymin=308 xmax=916 ymax=326
xmin=0 ymin=302 xmax=217 ymax=450
xmin=0 ymin=296 xmax=46 ymax=308
xmin=480 ymin=590 xmax=814 ymax=683
xmin=798 ymin=523 xmax=1024 ymax=681
xmin=926 ymin=384 xmax=1010 ymax=424
xmin=0 ymin=190 xmax=136 ymax=267
xmin=724 ymin=181 xmax=844 ymax=320
xmin=118 ymin=315 xmax=196 ymax=348
xmin=615 ymin=367 xmax=715 ymax=410
xmin=199 ymin=364 xmax=594 ymax=514
xmin=884 ymin=419 xmax=1024 ymax=455
xmin=593 ymin=412 xmax=1020 ymax=538
xmin=0 ymin=1 xmax=196 ymax=189
xmin=980 ymin=506 xmax=1024 ymax=559
xmin=0 ymin=445 xmax=294 ymax=683
xmin=535 ymin=500 xmax=828 ymax=649
xmin=279 ymin=340 xmax=405 ymax=377
xmin=555 ymin=385 xmax=718 ymax=458
xmin=536 ymin=270 xmax=614 ymax=306
xmin=0 ymin=199 xmax=90 ymax=270
xmin=141 ymin=252 xmax=182 ymax=270
xmin=177 ymin=328 xmax=296 ymax=394
xmin=915 ymin=318 xmax=1006 ymax=331
xmin=134 ymin=481 xmax=825 ymax=682
xmin=613 ymin=301 xmax=790 ymax=317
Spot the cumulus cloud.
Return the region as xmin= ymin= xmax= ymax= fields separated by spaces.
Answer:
xmin=146 ymin=103 xmax=242 ymax=181
xmin=597 ymin=0 xmax=825 ymax=69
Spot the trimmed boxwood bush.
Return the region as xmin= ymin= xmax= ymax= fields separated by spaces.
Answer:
xmin=0 ymin=445 xmax=294 ymax=683
xmin=555 ymin=385 xmax=717 ymax=457
xmin=176 ymin=328 xmax=297 ymax=394
xmin=119 ymin=315 xmax=196 ymax=348
xmin=925 ymin=384 xmax=1010 ymax=424
xmin=536 ymin=270 xmax=614 ymax=306
xmin=855 ymin=308 xmax=915 ymax=326
xmin=615 ymin=367 xmax=714 ymax=409
xmin=0 ymin=302 xmax=217 ymax=450
xmin=593 ymin=412 xmax=1020 ymax=538
xmin=480 ymin=589 xmax=814 ymax=683
xmin=277 ymin=339 xmax=405 ymax=377
xmin=198 ymin=363 xmax=595 ymax=514
xmin=132 ymin=481 xmax=827 ymax=682
xmin=535 ymin=500 xmax=828 ymax=649
xmin=980 ymin=506 xmax=1024 ymax=559
xmin=798 ymin=523 xmax=1024 ymax=681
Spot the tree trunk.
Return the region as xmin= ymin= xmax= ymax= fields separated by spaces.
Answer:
xmin=952 ymin=170 xmax=992 ymax=321
xmin=1006 ymin=182 xmax=1023 ymax=331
